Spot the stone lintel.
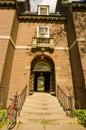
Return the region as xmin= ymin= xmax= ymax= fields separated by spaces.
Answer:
xmin=0 ymin=0 xmax=15 ymax=9
xmin=19 ymin=14 xmax=67 ymax=23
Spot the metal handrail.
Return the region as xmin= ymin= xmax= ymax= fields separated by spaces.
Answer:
xmin=17 ymin=85 xmax=27 ymax=115
xmin=56 ymin=85 xmax=74 ymax=112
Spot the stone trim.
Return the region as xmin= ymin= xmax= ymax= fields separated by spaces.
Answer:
xmin=77 ymin=38 xmax=86 ymax=42
xmin=69 ymin=38 xmax=86 ymax=50
xmin=0 ymin=36 xmax=85 ymax=51
xmin=55 ymin=47 xmax=68 ymax=51
xmin=16 ymin=45 xmax=31 ymax=49
xmin=62 ymin=2 xmax=86 ymax=8
xmin=16 ymin=46 xmax=69 ymax=51
xmin=19 ymin=13 xmax=67 ymax=23
xmin=72 ymin=2 xmax=86 ymax=8
xmin=0 ymin=0 xmax=15 ymax=9
xmin=0 ymin=35 xmax=15 ymax=48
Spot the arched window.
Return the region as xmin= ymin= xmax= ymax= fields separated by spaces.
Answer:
xmin=34 ymin=62 xmax=51 ymax=71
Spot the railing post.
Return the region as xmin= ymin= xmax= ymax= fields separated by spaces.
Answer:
xmin=17 ymin=85 xmax=27 ymax=115
xmin=56 ymin=85 xmax=59 ymax=98
xmin=56 ymin=85 xmax=74 ymax=114
xmin=68 ymin=94 xmax=73 ymax=112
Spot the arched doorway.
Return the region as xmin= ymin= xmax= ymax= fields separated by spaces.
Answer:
xmin=29 ymin=54 xmax=55 ymax=94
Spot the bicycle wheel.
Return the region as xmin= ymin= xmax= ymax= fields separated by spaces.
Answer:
xmin=7 ymin=119 xmax=15 ymax=129
xmin=7 ymin=110 xmax=17 ymax=130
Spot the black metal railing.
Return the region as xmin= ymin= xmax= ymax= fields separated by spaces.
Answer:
xmin=17 ymin=85 xmax=27 ymax=115
xmin=56 ymin=85 xmax=74 ymax=112
xmin=37 ymin=38 xmax=50 ymax=44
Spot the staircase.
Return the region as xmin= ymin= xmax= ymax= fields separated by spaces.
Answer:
xmin=18 ymin=92 xmax=76 ymax=124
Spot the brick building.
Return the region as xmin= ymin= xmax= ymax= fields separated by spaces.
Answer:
xmin=0 ymin=0 xmax=86 ymax=110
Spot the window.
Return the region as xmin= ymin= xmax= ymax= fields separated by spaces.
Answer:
xmin=38 ymin=5 xmax=49 ymax=15
xmin=37 ymin=26 xmax=49 ymax=38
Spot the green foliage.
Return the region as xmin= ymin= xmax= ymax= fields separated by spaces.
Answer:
xmin=73 ymin=109 xmax=86 ymax=127
xmin=0 ymin=109 xmax=7 ymax=127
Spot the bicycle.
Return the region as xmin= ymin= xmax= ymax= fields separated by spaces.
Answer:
xmin=7 ymin=93 xmax=18 ymax=130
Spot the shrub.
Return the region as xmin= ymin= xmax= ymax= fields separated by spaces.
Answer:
xmin=73 ymin=109 xmax=86 ymax=127
xmin=0 ymin=109 xmax=7 ymax=127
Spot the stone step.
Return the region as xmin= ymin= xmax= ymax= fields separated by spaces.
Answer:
xmin=19 ymin=115 xmax=68 ymax=120
xmin=22 ymin=108 xmax=64 ymax=113
xmin=18 ymin=92 xmax=76 ymax=124
xmin=20 ymin=111 xmax=66 ymax=116
xmin=24 ymin=99 xmax=60 ymax=103
xmin=22 ymin=103 xmax=63 ymax=108
xmin=18 ymin=115 xmax=76 ymax=124
xmin=24 ymin=99 xmax=59 ymax=103
xmin=23 ymin=99 xmax=61 ymax=103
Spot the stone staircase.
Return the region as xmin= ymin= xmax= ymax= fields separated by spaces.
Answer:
xmin=18 ymin=92 xmax=76 ymax=124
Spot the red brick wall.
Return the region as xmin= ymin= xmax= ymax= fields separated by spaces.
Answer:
xmin=72 ymin=11 xmax=86 ymax=108
xmin=0 ymin=9 xmax=19 ymax=108
xmin=73 ymin=11 xmax=86 ymax=87
xmin=8 ymin=21 xmax=73 ymax=101
xmin=1 ymin=42 xmax=15 ymax=108
xmin=63 ymin=8 xmax=86 ymax=108
xmin=0 ymin=10 xmax=15 ymax=82
xmin=0 ymin=10 xmax=15 ymax=35
xmin=0 ymin=4 xmax=86 ymax=109
xmin=0 ymin=40 xmax=8 ymax=82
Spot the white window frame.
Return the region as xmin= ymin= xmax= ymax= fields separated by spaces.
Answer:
xmin=37 ymin=5 xmax=49 ymax=15
xmin=37 ymin=26 xmax=49 ymax=38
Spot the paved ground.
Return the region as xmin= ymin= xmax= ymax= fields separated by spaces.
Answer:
xmin=1 ymin=121 xmax=86 ymax=130
xmin=1 ymin=92 xmax=86 ymax=130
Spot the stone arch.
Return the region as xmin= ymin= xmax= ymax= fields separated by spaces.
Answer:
xmin=29 ymin=54 xmax=55 ymax=94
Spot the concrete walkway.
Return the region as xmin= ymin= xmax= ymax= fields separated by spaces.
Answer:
xmin=1 ymin=92 xmax=86 ymax=130
xmin=1 ymin=122 xmax=86 ymax=130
